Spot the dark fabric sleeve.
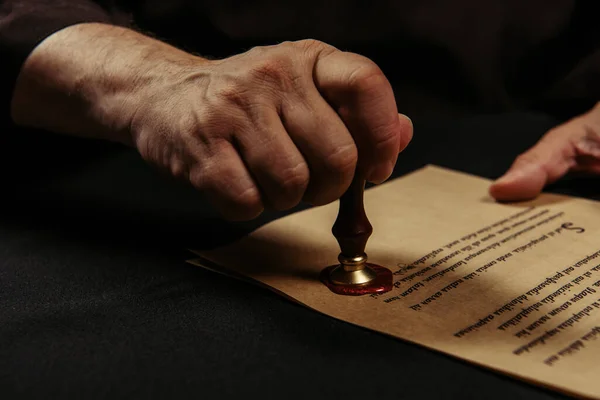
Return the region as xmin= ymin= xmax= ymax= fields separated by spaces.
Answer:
xmin=0 ymin=0 xmax=133 ymax=132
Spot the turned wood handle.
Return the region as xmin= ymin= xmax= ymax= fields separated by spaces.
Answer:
xmin=331 ymin=176 xmax=372 ymax=258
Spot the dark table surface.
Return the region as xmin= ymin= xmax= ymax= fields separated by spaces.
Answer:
xmin=1 ymin=111 xmax=596 ymax=399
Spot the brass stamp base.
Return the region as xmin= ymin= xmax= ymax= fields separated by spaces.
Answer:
xmin=320 ymin=263 xmax=393 ymax=296
xmin=328 ymin=263 xmax=378 ymax=285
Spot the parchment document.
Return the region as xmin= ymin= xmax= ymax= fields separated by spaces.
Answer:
xmin=190 ymin=165 xmax=600 ymax=399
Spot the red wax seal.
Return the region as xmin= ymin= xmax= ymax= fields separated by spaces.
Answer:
xmin=320 ymin=263 xmax=393 ymax=296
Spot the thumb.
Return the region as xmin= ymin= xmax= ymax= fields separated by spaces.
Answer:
xmin=489 ymin=130 xmax=575 ymax=202
xmin=311 ymin=46 xmax=404 ymax=183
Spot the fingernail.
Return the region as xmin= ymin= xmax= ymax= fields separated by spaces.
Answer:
xmin=399 ymin=113 xmax=413 ymax=126
xmin=397 ymin=113 xmax=414 ymax=152
xmin=576 ymin=131 xmax=600 ymax=157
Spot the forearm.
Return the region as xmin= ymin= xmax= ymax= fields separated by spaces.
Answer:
xmin=10 ymin=22 xmax=206 ymax=145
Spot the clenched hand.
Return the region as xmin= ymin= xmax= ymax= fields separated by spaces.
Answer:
xmin=11 ymin=25 xmax=412 ymax=221
xmin=130 ymin=40 xmax=412 ymax=220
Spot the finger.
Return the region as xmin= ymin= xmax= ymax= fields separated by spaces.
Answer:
xmin=281 ymin=84 xmax=357 ymax=205
xmin=313 ymin=50 xmax=409 ymax=183
xmin=189 ymin=141 xmax=264 ymax=221
xmin=235 ymin=106 xmax=310 ymax=211
xmin=489 ymin=130 xmax=576 ymax=202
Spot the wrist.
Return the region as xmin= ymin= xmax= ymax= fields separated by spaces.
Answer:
xmin=120 ymin=56 xmax=216 ymax=151
xmin=11 ymin=22 xmax=207 ymax=146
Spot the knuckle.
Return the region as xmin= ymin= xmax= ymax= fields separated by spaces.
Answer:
xmin=178 ymin=117 xmax=199 ymax=139
xmin=188 ymin=164 xmax=210 ymax=191
xmin=293 ymin=39 xmax=338 ymax=60
xmin=272 ymin=162 xmax=310 ymax=203
xmin=230 ymin=185 xmax=263 ymax=217
xmin=190 ymin=159 xmax=264 ymax=221
xmin=324 ymin=143 xmax=358 ymax=178
xmin=170 ymin=159 xmax=189 ymax=180
xmin=294 ymin=38 xmax=330 ymax=52
xmin=248 ymin=56 xmax=299 ymax=92
xmin=212 ymin=80 xmax=254 ymax=112
xmin=347 ymin=61 xmax=388 ymax=93
xmin=187 ymin=140 xmax=229 ymax=190
xmin=247 ymin=44 xmax=267 ymax=54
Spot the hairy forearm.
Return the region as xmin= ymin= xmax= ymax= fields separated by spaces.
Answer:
xmin=10 ymin=22 xmax=205 ymax=145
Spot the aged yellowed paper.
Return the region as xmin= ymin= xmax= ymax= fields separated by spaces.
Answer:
xmin=190 ymin=165 xmax=600 ymax=399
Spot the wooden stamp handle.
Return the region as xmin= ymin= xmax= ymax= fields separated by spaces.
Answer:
xmin=331 ymin=176 xmax=372 ymax=258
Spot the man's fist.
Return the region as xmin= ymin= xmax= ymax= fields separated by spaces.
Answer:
xmin=129 ymin=39 xmax=413 ymax=220
xmin=490 ymin=103 xmax=600 ymax=201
